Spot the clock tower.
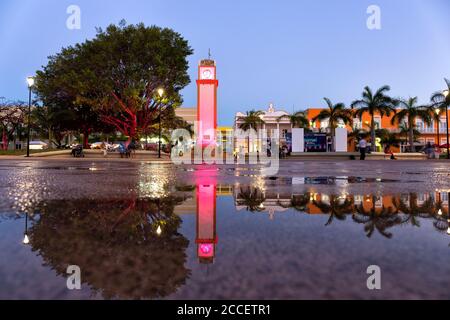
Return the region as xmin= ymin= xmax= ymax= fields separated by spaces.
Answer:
xmin=196 ymin=59 xmax=218 ymax=147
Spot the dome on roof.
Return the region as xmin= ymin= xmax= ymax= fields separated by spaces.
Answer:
xmin=262 ymin=103 xmax=289 ymax=117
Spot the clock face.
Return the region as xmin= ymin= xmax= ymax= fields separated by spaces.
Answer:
xmin=201 ymin=68 xmax=214 ymax=80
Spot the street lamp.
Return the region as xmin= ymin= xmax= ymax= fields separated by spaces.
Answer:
xmin=157 ymin=88 xmax=164 ymax=159
xmin=435 ymin=108 xmax=441 ymax=147
xmin=443 ymin=89 xmax=449 ymax=160
xmin=26 ymin=76 xmax=35 ymax=157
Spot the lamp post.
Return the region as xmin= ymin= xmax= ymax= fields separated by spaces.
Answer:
xmin=435 ymin=108 xmax=441 ymax=148
xmin=444 ymin=90 xmax=449 ymax=160
xmin=26 ymin=77 xmax=35 ymax=157
xmin=157 ymin=88 xmax=165 ymax=159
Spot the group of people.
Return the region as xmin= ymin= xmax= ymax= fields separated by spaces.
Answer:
xmin=117 ymin=141 xmax=137 ymax=158
xmin=423 ymin=142 xmax=442 ymax=159
xmin=71 ymin=141 xmax=137 ymax=159
xmin=279 ymin=145 xmax=289 ymax=159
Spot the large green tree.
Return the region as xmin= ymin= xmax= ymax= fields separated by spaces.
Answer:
xmin=35 ymin=22 xmax=193 ymax=146
xmin=351 ymin=86 xmax=398 ymax=152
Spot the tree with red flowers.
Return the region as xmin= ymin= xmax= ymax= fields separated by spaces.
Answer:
xmin=35 ymin=21 xmax=193 ymax=145
xmin=0 ymin=101 xmax=27 ymax=150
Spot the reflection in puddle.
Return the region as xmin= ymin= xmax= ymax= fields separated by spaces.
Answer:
xmin=234 ymin=187 xmax=449 ymax=236
xmin=26 ymin=197 xmax=190 ymax=300
xmin=265 ymin=176 xmax=413 ymax=185
xmin=2 ymin=167 xmax=450 ymax=299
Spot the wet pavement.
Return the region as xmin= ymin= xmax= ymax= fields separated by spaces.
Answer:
xmin=0 ymin=159 xmax=449 ymax=299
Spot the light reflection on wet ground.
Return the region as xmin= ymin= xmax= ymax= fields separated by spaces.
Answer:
xmin=0 ymin=160 xmax=449 ymax=300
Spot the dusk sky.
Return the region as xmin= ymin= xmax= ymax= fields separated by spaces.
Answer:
xmin=1 ymin=0 xmax=449 ymax=126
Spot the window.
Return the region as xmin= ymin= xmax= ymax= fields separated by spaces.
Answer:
xmin=353 ymin=118 xmax=362 ymax=129
xmin=374 ymin=116 xmax=382 ymax=129
xmin=337 ymin=119 xmax=346 ymax=128
xmin=416 ymin=119 xmax=424 ymax=131
xmin=320 ymin=119 xmax=329 ymax=129
xmin=421 ymin=120 xmax=435 ymax=133
xmin=441 ymin=120 xmax=447 ymax=133
xmin=375 ymin=196 xmax=382 ymax=208
xmin=354 ymin=195 xmax=363 ymax=205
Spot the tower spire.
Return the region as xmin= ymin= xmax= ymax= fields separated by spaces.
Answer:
xmin=208 ymin=48 xmax=212 ymax=60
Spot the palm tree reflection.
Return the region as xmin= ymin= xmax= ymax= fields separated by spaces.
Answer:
xmin=234 ymin=186 xmax=449 ymax=240
xmin=236 ymin=186 xmax=266 ymax=212
xmin=353 ymin=198 xmax=402 ymax=239
xmin=312 ymin=195 xmax=354 ymax=226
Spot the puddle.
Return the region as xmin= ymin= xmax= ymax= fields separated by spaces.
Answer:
xmin=262 ymin=176 xmax=420 ymax=185
xmin=1 ymin=184 xmax=449 ymax=300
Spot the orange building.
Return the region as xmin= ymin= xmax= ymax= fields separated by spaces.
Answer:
xmin=304 ymin=192 xmax=449 ymax=216
xmin=305 ymin=108 xmax=448 ymax=153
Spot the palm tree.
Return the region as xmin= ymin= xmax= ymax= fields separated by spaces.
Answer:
xmin=312 ymin=98 xmax=353 ymax=152
xmin=391 ymin=97 xmax=431 ymax=152
xmin=376 ymin=128 xmax=401 ymax=149
xmin=277 ymin=111 xmax=309 ymax=129
xmin=430 ymin=78 xmax=450 ymax=110
xmin=398 ymin=123 xmax=420 ymax=147
xmin=348 ymin=127 xmax=369 ymax=151
xmin=238 ymin=110 xmax=265 ymax=154
xmin=430 ymin=78 xmax=450 ymax=158
xmin=351 ymin=86 xmax=398 ymax=152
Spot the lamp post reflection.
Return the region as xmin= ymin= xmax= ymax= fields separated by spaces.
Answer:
xmin=23 ymin=212 xmax=30 ymax=245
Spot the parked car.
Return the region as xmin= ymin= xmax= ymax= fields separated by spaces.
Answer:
xmin=90 ymin=142 xmax=105 ymax=149
xmin=90 ymin=142 xmax=121 ymax=152
xmin=28 ymin=141 xmax=49 ymax=150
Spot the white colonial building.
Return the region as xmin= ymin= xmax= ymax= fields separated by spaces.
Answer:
xmin=234 ymin=103 xmax=292 ymax=153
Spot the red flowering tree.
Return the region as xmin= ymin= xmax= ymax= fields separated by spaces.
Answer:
xmin=0 ymin=101 xmax=26 ymax=150
xmin=35 ymin=21 xmax=193 ymax=145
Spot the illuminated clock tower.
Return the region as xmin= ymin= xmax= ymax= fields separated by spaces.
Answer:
xmin=196 ymin=59 xmax=218 ymax=147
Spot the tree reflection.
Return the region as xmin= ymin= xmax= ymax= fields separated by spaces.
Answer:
xmin=278 ymin=193 xmax=311 ymax=212
xmin=352 ymin=196 xmax=402 ymax=239
xmin=236 ymin=186 xmax=266 ymax=212
xmin=28 ymin=197 xmax=190 ymax=300
xmin=233 ymin=187 xmax=449 ymax=240
xmin=312 ymin=195 xmax=354 ymax=226
xmin=392 ymin=194 xmax=431 ymax=227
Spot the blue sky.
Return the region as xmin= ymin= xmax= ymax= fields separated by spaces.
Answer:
xmin=1 ymin=0 xmax=449 ymax=126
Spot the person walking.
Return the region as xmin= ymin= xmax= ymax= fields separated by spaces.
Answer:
xmin=359 ymin=137 xmax=367 ymax=160
xmin=424 ymin=142 xmax=433 ymax=159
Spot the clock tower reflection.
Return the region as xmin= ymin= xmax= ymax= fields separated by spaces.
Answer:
xmin=195 ymin=167 xmax=218 ymax=264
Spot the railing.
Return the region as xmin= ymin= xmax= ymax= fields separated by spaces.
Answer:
xmin=417 ymin=127 xmax=449 ymax=134
xmin=417 ymin=127 xmax=435 ymax=133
